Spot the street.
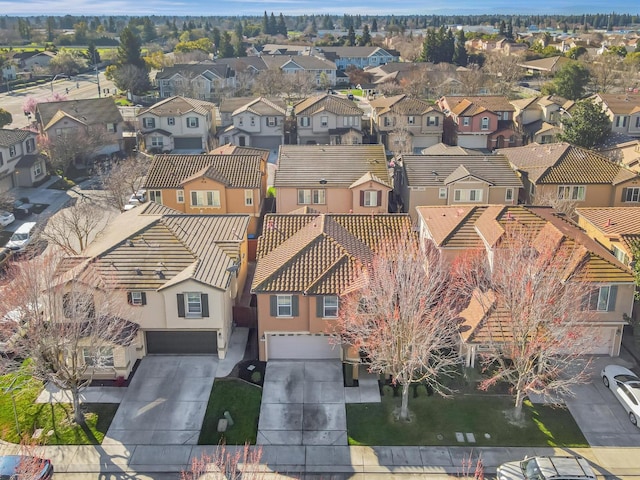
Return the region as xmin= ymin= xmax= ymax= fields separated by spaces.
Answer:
xmin=1 ymin=70 xmax=116 ymax=129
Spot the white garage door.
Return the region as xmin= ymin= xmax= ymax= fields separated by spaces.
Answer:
xmin=589 ymin=327 xmax=615 ymax=355
xmin=267 ymin=334 xmax=341 ymax=360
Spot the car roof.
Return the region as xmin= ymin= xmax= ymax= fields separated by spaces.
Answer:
xmin=535 ymin=457 xmax=595 ymax=479
xmin=0 ymin=455 xmax=25 ymax=474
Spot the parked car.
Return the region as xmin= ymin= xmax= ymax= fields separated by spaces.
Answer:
xmin=0 ymin=211 xmax=15 ymax=227
xmin=347 ymin=93 xmax=355 ymax=100
xmin=498 ymin=455 xmax=596 ymax=480
xmin=12 ymin=198 xmax=34 ymax=219
xmin=601 ymin=364 xmax=640 ymax=426
xmin=0 ymin=455 xmax=53 ymax=480
xmin=123 ymin=189 xmax=147 ymax=211
xmin=5 ymin=222 xmax=37 ymax=252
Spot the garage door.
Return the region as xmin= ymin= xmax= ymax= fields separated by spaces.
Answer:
xmin=267 ymin=334 xmax=341 ymax=360
xmin=0 ymin=174 xmax=14 ymax=195
xmin=589 ymin=327 xmax=615 ymax=355
xmin=174 ymin=137 xmax=203 ymax=150
xmin=146 ymin=331 xmax=217 ymax=354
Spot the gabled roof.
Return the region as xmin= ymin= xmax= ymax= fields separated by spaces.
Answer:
xmin=593 ymin=93 xmax=640 ymax=115
xmin=37 ymin=98 xmax=123 ymax=131
xmin=144 ymin=154 xmax=264 ymax=189
xmin=420 ymin=143 xmax=477 ymax=155
xmin=317 ymin=46 xmax=395 ymax=58
xmin=369 ymin=94 xmax=439 ymax=116
xmin=294 ymin=94 xmax=363 ymax=116
xmin=209 ymin=144 xmax=270 ymax=161
xmin=517 ymin=56 xmax=571 ymax=72
xmin=155 ymin=63 xmax=231 ymax=80
xmin=232 ymin=97 xmax=286 ymax=116
xmin=0 ymin=128 xmax=34 ymax=147
xmin=275 ymin=144 xmax=390 ymax=188
xmin=261 ymin=55 xmax=336 ymax=71
xmin=138 ymin=96 xmax=216 ymax=117
xmin=252 ymin=213 xmax=412 ymax=295
xmin=444 ymin=96 xmax=515 ymax=115
xmin=498 ymin=142 xmax=639 ymax=185
xmin=576 ymin=207 xmax=640 ymax=238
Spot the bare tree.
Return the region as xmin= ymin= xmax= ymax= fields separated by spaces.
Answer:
xmin=533 ymin=189 xmax=580 ymax=219
xmin=457 ymin=64 xmax=488 ymax=96
xmin=100 ymin=155 xmax=149 ymax=212
xmin=181 ymin=444 xmax=267 ymax=480
xmin=586 ymin=54 xmax=623 ymax=94
xmin=1 ymin=250 xmax=139 ymax=424
xmin=336 ymin=235 xmax=460 ymax=422
xmin=40 ymin=202 xmax=108 ymax=255
xmin=252 ymin=70 xmax=287 ymax=97
xmin=482 ymin=53 xmax=523 ymax=96
xmin=452 ymin=225 xmax=599 ymax=420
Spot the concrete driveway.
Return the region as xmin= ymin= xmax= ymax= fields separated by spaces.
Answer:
xmin=104 ymin=355 xmax=218 ymax=445
xmin=257 ymin=360 xmax=347 ymax=446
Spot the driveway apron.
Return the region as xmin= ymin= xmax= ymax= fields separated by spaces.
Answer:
xmin=257 ymin=360 xmax=347 ymax=446
xmin=104 ymin=355 xmax=218 ymax=445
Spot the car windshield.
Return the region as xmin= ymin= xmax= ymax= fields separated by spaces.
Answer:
xmin=10 ymin=233 xmax=28 ymax=241
xmin=615 ymin=374 xmax=640 ymax=383
xmin=521 ymin=459 xmax=543 ymax=480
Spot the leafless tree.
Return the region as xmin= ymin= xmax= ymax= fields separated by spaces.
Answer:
xmin=100 ymin=155 xmax=149 ymax=212
xmin=482 ymin=53 xmax=523 ymax=96
xmin=1 ymin=250 xmax=139 ymax=424
xmin=457 ymin=64 xmax=488 ymax=96
xmin=533 ymin=189 xmax=580 ymax=219
xmin=386 ymin=114 xmax=414 ymax=156
xmin=451 ymin=225 xmax=599 ymax=421
xmin=398 ymin=64 xmax=432 ymax=97
xmin=336 ymin=234 xmax=460 ymax=422
xmin=251 ymin=70 xmax=287 ymax=97
xmin=39 ymin=202 xmax=108 ymax=255
xmin=377 ymin=80 xmax=403 ymax=96
xmin=181 ymin=443 xmax=267 ymax=480
xmin=586 ymin=54 xmax=624 ymax=94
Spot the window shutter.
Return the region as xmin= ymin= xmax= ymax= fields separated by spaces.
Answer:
xmin=377 ymin=190 xmax=382 ymax=206
xmin=141 ymin=292 xmax=147 ymax=305
xmin=316 ymin=296 xmax=324 ymax=317
xmin=292 ymin=295 xmax=299 ymax=317
xmin=607 ymin=286 xmax=618 ymax=312
xmin=621 ymin=188 xmax=627 ymax=202
xmin=127 ymin=292 xmax=133 ymax=305
xmin=201 ymin=294 xmax=209 ymax=317
xmin=177 ymin=294 xmax=185 ymax=317
xmin=270 ymin=295 xmax=277 ymax=316
xmin=360 ymin=191 xmax=365 ymax=207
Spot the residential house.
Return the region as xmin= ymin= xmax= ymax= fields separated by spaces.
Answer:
xmin=35 ymin=98 xmax=124 ymax=157
xmin=275 ymin=144 xmax=391 ymax=214
xmin=137 ymin=96 xmax=216 ymax=153
xmin=511 ymin=95 xmax=571 ymax=144
xmin=517 ymin=56 xmax=572 ymax=75
xmin=0 ymin=129 xmax=45 ymax=192
xmin=260 ymin=55 xmax=337 ymax=88
xmin=316 ymin=46 xmax=399 ymax=70
xmin=600 ymin=138 xmax=640 ymax=173
xmin=217 ymin=97 xmax=287 ymax=151
xmin=591 ymin=93 xmax=640 ymax=138
xmin=251 ymin=212 xmax=412 ymax=362
xmin=498 ymin=142 xmax=640 ymax=206
xmin=155 ymin=63 xmax=234 ymax=101
xmin=369 ymin=94 xmax=444 ymax=153
xmin=294 ymin=94 xmax=364 ymax=145
xmin=394 ymin=153 xmax=522 ymax=220
xmin=416 ymin=204 xmax=634 ymax=363
xmin=143 ymin=153 xmax=267 ymax=237
xmin=437 ymin=95 xmax=522 ymax=150
xmin=420 ymin=143 xmax=479 ymax=155
xmin=576 ymin=206 xmax=640 ymax=267
xmin=12 ymin=51 xmax=56 ymax=72
xmin=56 ymin=203 xmax=250 ymax=378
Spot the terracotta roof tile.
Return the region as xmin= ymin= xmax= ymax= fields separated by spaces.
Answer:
xmin=576 ymin=207 xmax=640 ymax=237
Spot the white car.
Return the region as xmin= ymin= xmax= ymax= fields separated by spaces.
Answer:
xmin=601 ymin=364 xmax=640 ymax=426
xmin=0 ymin=211 xmax=15 ymax=227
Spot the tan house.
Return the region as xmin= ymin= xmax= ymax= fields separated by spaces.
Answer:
xmin=415 ymin=204 xmax=635 ymax=362
xmin=369 ymin=94 xmax=444 ymax=153
xmin=600 ymin=139 xmax=640 ymax=173
xmin=294 ymin=94 xmax=364 ymax=145
xmin=275 ymin=144 xmax=391 ymax=214
xmin=517 ymin=56 xmax=572 ymax=75
xmin=394 ymin=153 xmax=522 ymax=220
xmin=498 ymin=142 xmax=640 ymax=206
xmin=0 ymin=129 xmax=45 ymax=192
xmin=510 ymin=95 xmax=571 ymax=144
xmin=591 ymin=93 xmax=640 ymax=138
xmin=143 ymin=152 xmax=268 ymax=237
xmin=576 ymin=206 xmax=640 ymax=267
xmin=56 ymin=203 xmax=251 ymax=378
xmin=251 ymin=212 xmax=412 ymax=362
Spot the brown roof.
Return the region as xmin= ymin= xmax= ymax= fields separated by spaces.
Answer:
xmin=370 ymin=94 xmax=438 ymax=116
xmin=517 ymin=56 xmax=571 ymax=72
xmin=294 ymin=94 xmax=363 ymax=116
xmin=144 ymin=154 xmax=264 ymax=189
xmin=37 ymin=98 xmax=123 ymax=131
xmin=232 ymin=97 xmax=286 ymax=116
xmin=594 ymin=93 xmax=640 ymax=115
xmin=139 ymin=96 xmax=216 ymax=117
xmin=209 ymin=144 xmax=270 ymax=161
xmin=252 ymin=213 xmax=412 ymax=295
xmin=443 ymin=95 xmax=515 ymax=115
xmin=576 ymin=207 xmax=640 ymax=237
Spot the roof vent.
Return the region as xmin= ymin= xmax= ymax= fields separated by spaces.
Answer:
xmin=126 ymin=239 xmax=134 ymax=247
xmin=135 ymin=267 xmax=143 ymax=275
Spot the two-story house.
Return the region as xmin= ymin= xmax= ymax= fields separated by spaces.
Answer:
xmin=261 ymin=55 xmax=337 ymax=88
xmin=498 ymin=142 xmax=640 ymax=206
xmin=591 ymin=93 xmax=640 ymax=138
xmin=143 ymin=153 xmax=267 ymax=237
xmin=369 ymin=94 xmax=444 ymax=153
xmin=155 ymin=63 xmax=235 ymax=101
xmin=416 ymin=204 xmax=634 ymax=363
xmin=217 ymin=97 xmax=287 ymax=151
xmin=437 ymin=95 xmax=522 ymax=150
xmin=275 ymin=144 xmax=391 ymax=214
xmin=316 ymin=46 xmax=399 ymax=70
xmin=137 ymin=96 xmax=216 ymax=153
xmin=56 ymin=203 xmax=250 ymax=377
xmin=0 ymin=129 xmax=45 ymax=192
xmin=251 ymin=212 xmax=412 ymax=362
xmin=294 ymin=94 xmax=364 ymax=145
xmin=511 ymin=95 xmax=572 ymax=144
xmin=394 ymin=153 xmax=522 ymax=220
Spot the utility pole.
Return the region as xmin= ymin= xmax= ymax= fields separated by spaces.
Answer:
xmin=94 ymin=50 xmax=101 ymax=98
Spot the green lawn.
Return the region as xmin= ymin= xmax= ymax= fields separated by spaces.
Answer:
xmin=0 ymin=369 xmax=118 ymax=445
xmin=198 ymin=378 xmax=262 ymax=445
xmin=347 ymin=386 xmax=587 ymax=447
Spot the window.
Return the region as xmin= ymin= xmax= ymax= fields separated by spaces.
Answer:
xmin=277 ymin=295 xmax=292 ymax=317
xmin=407 ymin=116 xmax=415 ymax=125
xmin=505 ymin=188 xmax=514 ymax=201
xmin=0 ymin=152 xmax=3 ymax=166
xmin=427 ymin=116 xmax=439 ymax=127
xmin=25 ymin=138 xmax=35 ymax=153
xmin=297 ymin=189 xmax=325 ymax=205
xmin=167 ymin=117 xmax=175 ymax=126
xmin=128 ymin=291 xmax=146 ymax=306
xmin=439 ymin=187 xmax=447 ymax=199
xmin=151 ymin=136 xmax=163 ymax=147
xmin=82 ymin=347 xmax=114 ymax=367
xmin=107 ymin=123 xmax=117 ymax=133
xmin=636 ymin=117 xmax=640 ymax=129
xmin=529 ymin=183 xmax=535 ymax=196
xmin=238 ymin=117 xmax=244 ymax=127
xmin=176 ymin=190 xmax=184 ymax=203
xmin=481 ymin=117 xmax=490 ymax=130
xmin=300 ymin=116 xmax=310 ymax=127
xmin=191 ymin=190 xmax=221 ymax=207
xmin=323 ymin=296 xmax=339 ymax=318
xmin=615 ymin=116 xmax=628 ymax=128
xmin=343 ymin=116 xmax=358 ymax=127
xmin=33 ymin=162 xmax=42 ymax=177
xmin=558 ymin=185 xmax=586 ymax=201
xmin=454 ymin=189 xmax=483 ymax=202
xmin=9 ymin=145 xmax=16 ymax=157
xmin=143 ymin=117 xmax=156 ymax=129
xmin=383 ymin=117 xmax=391 ymax=127
xmin=462 ymin=117 xmax=470 ymax=126
xmin=250 ymin=116 xmax=256 ymax=126
xmin=321 ymin=116 xmax=328 ymax=127
xmin=244 ymin=189 xmax=253 ymax=206
xmin=186 ymin=117 xmax=199 ymax=128
xmin=584 ymin=285 xmax=617 ymax=311
xmin=503 ymin=112 xmax=510 ymax=120
xmin=185 ymin=292 xmax=202 ymax=316
xmin=267 ymin=117 xmax=277 ymax=127
xmin=612 ymin=245 xmax=629 ymax=265
xmin=624 ymin=187 xmax=640 ymax=202
xmin=363 ymin=190 xmax=380 ymax=207
xmin=149 ymin=190 xmax=162 ymax=204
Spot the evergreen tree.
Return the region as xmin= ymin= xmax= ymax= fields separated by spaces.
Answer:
xmin=212 ymin=27 xmax=221 ymax=54
xmin=558 ymin=100 xmax=611 ymax=148
xmin=219 ymin=31 xmax=234 ymax=58
xmin=262 ymin=11 xmax=269 ymax=35
xmin=551 ymin=62 xmax=590 ymax=100
xmin=499 ymin=20 xmax=506 ymax=36
xmin=277 ymin=13 xmax=287 ymax=36
xmin=117 ymin=26 xmax=145 ymax=69
xmin=452 ymin=28 xmax=468 ymax=66
xmin=347 ymin=25 xmax=356 ymax=46
xmin=372 ymin=18 xmax=378 ymax=32
xmin=235 ymin=21 xmax=243 ymax=41
xmin=46 ymin=16 xmax=56 ymax=42
xmin=142 ymin=17 xmax=157 ymax=42
xmin=507 ymin=20 xmax=513 ymax=39
xmin=360 ymin=24 xmax=371 ymax=46
xmin=86 ymin=41 xmax=100 ymax=66
xmin=269 ymin=13 xmax=277 ymax=35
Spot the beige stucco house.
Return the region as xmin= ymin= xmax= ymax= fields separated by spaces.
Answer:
xmin=591 ymin=93 xmax=640 ymax=138
xmin=293 ymin=94 xmax=364 ymax=145
xmin=0 ymin=129 xmax=46 ymax=192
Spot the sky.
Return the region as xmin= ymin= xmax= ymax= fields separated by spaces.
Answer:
xmin=0 ymin=0 xmax=638 ymax=17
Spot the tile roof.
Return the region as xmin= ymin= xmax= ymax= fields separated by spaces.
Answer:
xmin=517 ymin=56 xmax=571 ymax=72
xmin=209 ymin=144 xmax=270 ymax=160
xmin=0 ymin=128 xmax=34 ymax=147
xmin=144 ymin=154 xmax=264 ymax=189
xmin=252 ymin=213 xmax=412 ymax=294
xmin=420 ymin=143 xmax=477 ymax=155
xmin=37 ymin=98 xmax=123 ymax=130
xmin=294 ymin=94 xmax=364 ymax=116
xmin=576 ymin=207 xmax=640 ymax=237
xmin=155 ymin=63 xmax=230 ymax=80
xmin=369 ymin=94 xmax=438 ymax=116
xmin=443 ymin=96 xmax=515 ymax=115
xmin=261 ymin=55 xmax=336 ymax=71
xmin=594 ymin=93 xmax=640 ymax=115
xmin=275 ymin=144 xmax=391 ymax=188
xmin=138 ymin=96 xmax=216 ymax=117
xmin=219 ymin=97 xmax=263 ymax=114
xmin=232 ymin=97 xmax=286 ymax=116
xmin=400 ymin=154 xmax=522 ymax=188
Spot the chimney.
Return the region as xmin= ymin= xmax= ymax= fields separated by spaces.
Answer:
xmin=605 ymin=218 xmax=612 ymax=228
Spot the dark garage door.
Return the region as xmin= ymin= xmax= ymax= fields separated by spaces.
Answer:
xmin=174 ymin=137 xmax=203 ymax=150
xmin=146 ymin=331 xmax=217 ymax=354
